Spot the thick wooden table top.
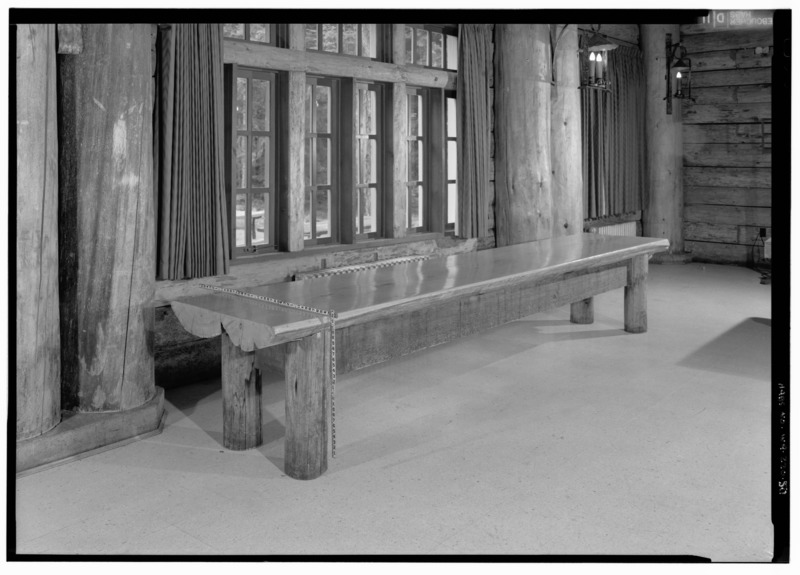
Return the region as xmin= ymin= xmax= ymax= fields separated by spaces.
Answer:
xmin=172 ymin=233 xmax=669 ymax=351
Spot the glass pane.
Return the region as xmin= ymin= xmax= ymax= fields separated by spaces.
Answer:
xmin=316 ymin=138 xmax=330 ymax=185
xmin=234 ymin=194 xmax=247 ymax=247
xmin=360 ymin=139 xmax=377 ymax=184
xmin=322 ymin=24 xmax=338 ymax=53
xmin=316 ymin=190 xmax=331 ymax=238
xmin=250 ymin=24 xmax=268 ymax=43
xmin=408 ymin=93 xmax=420 ymax=137
xmin=361 ymin=24 xmax=376 ymax=58
xmin=236 ymin=77 xmax=247 ymax=130
xmin=304 ymin=190 xmax=313 ymax=240
xmin=408 ymin=140 xmax=421 ymax=181
xmin=235 ymin=136 xmax=247 ymax=189
xmin=224 ymin=24 xmax=244 ymax=39
xmin=315 ymin=85 xmax=331 ymax=134
xmin=305 ymin=83 xmax=313 ymax=132
xmin=447 ymin=140 xmax=457 ymax=180
xmin=431 ymin=32 xmax=444 ymax=68
xmin=415 ymin=29 xmax=429 ymax=66
xmin=358 ymin=87 xmax=376 ymax=136
xmin=305 ymin=24 xmax=318 ymax=51
xmin=251 ymin=136 xmax=267 ymax=188
xmin=363 ymin=188 xmax=377 ymax=234
xmin=447 ymin=183 xmax=457 ymax=224
xmin=446 ymin=34 xmax=458 ymax=70
xmin=304 ymin=138 xmax=312 ymax=186
xmin=447 ymin=97 xmax=457 ymax=138
xmin=343 ymin=24 xmax=358 ymax=55
xmin=251 ymin=79 xmax=269 ymax=131
xmin=409 ymin=185 xmax=423 ymax=228
xmin=404 ymin=25 xmax=414 ymax=64
xmin=252 ymin=192 xmax=268 ymax=245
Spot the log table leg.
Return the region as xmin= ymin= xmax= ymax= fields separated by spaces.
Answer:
xmin=221 ymin=332 xmax=263 ymax=450
xmin=284 ymin=330 xmax=330 ymax=480
xmin=624 ymin=255 xmax=648 ymax=333
xmin=570 ymin=298 xmax=594 ymax=324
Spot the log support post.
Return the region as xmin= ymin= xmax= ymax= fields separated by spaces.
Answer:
xmin=284 ymin=330 xmax=330 ymax=480
xmin=570 ymin=298 xmax=594 ymax=324
xmin=624 ymin=255 xmax=648 ymax=333
xmin=221 ymin=331 xmax=263 ymax=450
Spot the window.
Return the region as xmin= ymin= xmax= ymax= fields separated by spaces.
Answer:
xmin=305 ymin=77 xmax=339 ymax=244
xmin=223 ymin=24 xmax=276 ymax=45
xmin=305 ymin=24 xmax=380 ymax=59
xmin=355 ymin=82 xmax=384 ymax=238
xmin=406 ymin=87 xmax=427 ymax=231
xmin=228 ymin=68 xmax=278 ymax=256
xmin=404 ymin=25 xmax=458 ymax=70
xmin=445 ymin=92 xmax=458 ymax=233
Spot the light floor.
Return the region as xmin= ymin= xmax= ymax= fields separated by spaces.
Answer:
xmin=13 ymin=262 xmax=773 ymax=560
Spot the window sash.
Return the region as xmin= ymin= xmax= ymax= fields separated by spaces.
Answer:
xmin=223 ymin=24 xmax=277 ymax=45
xmin=305 ymin=76 xmax=339 ymax=245
xmin=305 ymin=24 xmax=380 ymax=60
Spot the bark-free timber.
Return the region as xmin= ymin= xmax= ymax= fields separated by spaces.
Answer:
xmin=16 ymin=24 xmax=61 ymax=441
xmin=624 ymin=255 xmax=648 ymax=333
xmin=494 ymin=24 xmax=553 ymax=246
xmin=58 ymin=24 xmax=156 ymax=412
xmin=221 ymin=332 xmax=262 ymax=450
xmin=641 ymin=25 xmax=685 ymax=257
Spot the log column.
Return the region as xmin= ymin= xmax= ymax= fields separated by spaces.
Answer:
xmin=550 ymin=24 xmax=583 ymax=238
xmin=16 ymin=24 xmax=61 ymax=441
xmin=642 ymin=25 xmax=687 ymax=260
xmin=58 ymin=24 xmax=156 ymax=413
xmin=494 ymin=24 xmax=553 ymax=246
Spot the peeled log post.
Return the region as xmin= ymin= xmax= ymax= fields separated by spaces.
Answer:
xmin=494 ymin=24 xmax=553 ymax=246
xmin=550 ymin=24 xmax=583 ymax=238
xmin=58 ymin=24 xmax=155 ymax=412
xmin=641 ymin=24 xmax=685 ymax=257
xmin=16 ymin=24 xmax=61 ymax=440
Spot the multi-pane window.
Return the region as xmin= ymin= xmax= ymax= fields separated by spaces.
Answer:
xmin=406 ymin=88 xmax=426 ymax=231
xmin=305 ymin=24 xmax=378 ymax=59
xmin=231 ymin=69 xmax=277 ymax=254
xmin=223 ymin=24 xmax=275 ymax=44
xmin=305 ymin=77 xmax=338 ymax=244
xmin=355 ymin=83 xmax=383 ymax=237
xmin=404 ymin=25 xmax=458 ymax=70
xmin=445 ymin=93 xmax=458 ymax=233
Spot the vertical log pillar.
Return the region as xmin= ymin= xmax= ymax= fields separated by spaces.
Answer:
xmin=282 ymin=25 xmax=306 ymax=252
xmin=641 ymin=25 xmax=686 ymax=259
xmin=550 ymin=24 xmax=584 ymax=238
xmin=284 ymin=329 xmax=330 ymax=480
xmin=570 ymin=298 xmax=594 ymax=324
xmin=494 ymin=24 xmax=553 ymax=246
xmin=624 ymin=254 xmax=648 ymax=333
xmin=16 ymin=24 xmax=61 ymax=441
xmin=58 ymin=24 xmax=156 ymax=413
xmin=221 ymin=332 xmax=263 ymax=450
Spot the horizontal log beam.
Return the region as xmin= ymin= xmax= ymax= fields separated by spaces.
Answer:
xmin=679 ymin=27 xmax=773 ymax=52
xmin=684 ymin=166 xmax=770 ymax=188
xmin=688 ymin=84 xmax=771 ymax=105
xmin=683 ymin=123 xmax=770 ymax=144
xmin=681 ymin=102 xmax=771 ymax=124
xmin=684 ymin=204 xmax=771 ymax=227
xmin=685 ymin=185 xmax=771 ymax=207
xmin=692 ymin=49 xmax=773 ymax=72
xmin=224 ymin=40 xmax=456 ymax=90
xmin=686 ymin=240 xmax=755 ymax=264
xmin=691 ymin=67 xmax=771 ymax=88
xmin=684 ymin=143 xmax=771 ymax=167
xmin=684 ymin=221 xmax=771 ymax=244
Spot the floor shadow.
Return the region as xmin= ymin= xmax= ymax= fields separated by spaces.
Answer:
xmin=678 ymin=317 xmax=771 ymax=382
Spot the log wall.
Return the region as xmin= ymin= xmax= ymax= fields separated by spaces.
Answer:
xmin=680 ymin=24 xmax=773 ymax=264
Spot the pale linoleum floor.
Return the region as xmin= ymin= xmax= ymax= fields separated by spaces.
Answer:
xmin=13 ymin=262 xmax=773 ymax=560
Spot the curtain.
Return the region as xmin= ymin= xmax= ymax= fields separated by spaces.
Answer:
xmin=457 ymin=24 xmax=493 ymax=239
xmin=581 ymin=44 xmax=646 ymax=220
xmin=156 ymin=24 xmax=229 ymax=280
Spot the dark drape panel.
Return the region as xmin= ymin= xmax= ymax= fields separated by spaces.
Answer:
xmin=156 ymin=24 xmax=229 ymax=280
xmin=581 ymin=44 xmax=645 ymax=219
xmin=457 ymin=24 xmax=492 ymax=239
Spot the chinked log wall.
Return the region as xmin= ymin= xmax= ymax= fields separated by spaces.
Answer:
xmin=680 ymin=24 xmax=772 ymax=265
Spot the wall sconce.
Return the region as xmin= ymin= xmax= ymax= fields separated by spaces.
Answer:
xmin=579 ymin=26 xmax=618 ymax=91
xmin=665 ymin=34 xmax=694 ymax=114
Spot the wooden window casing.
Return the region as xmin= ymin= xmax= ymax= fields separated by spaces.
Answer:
xmin=304 ymin=24 xmax=388 ymax=61
xmin=353 ymin=82 xmax=385 ymax=239
xmin=445 ymin=91 xmax=458 ymax=234
xmin=404 ymin=25 xmax=458 ymax=71
xmin=223 ymin=24 xmax=279 ymax=46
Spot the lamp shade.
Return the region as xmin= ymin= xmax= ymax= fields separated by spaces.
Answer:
xmin=671 ymin=56 xmax=691 ymax=73
xmin=586 ymin=31 xmax=618 ymax=52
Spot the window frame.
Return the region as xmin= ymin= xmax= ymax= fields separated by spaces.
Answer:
xmin=304 ymin=24 xmax=385 ymax=61
xmin=353 ymin=81 xmax=385 ymax=240
xmin=225 ymin=65 xmax=279 ymax=259
xmin=223 ymin=24 xmax=279 ymax=46
xmin=404 ymin=24 xmax=456 ymax=70
xmin=445 ymin=90 xmax=458 ymax=235
xmin=405 ymin=86 xmax=429 ymax=233
xmin=304 ymin=75 xmax=340 ymax=246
